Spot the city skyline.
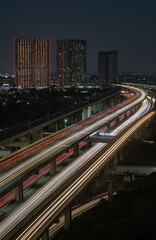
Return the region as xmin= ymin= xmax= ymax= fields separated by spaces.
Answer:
xmin=57 ymin=39 xmax=87 ymax=86
xmin=1 ymin=0 xmax=156 ymax=74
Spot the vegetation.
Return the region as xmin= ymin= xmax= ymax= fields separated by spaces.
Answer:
xmin=0 ymin=86 xmax=119 ymax=128
xmin=122 ymin=114 xmax=156 ymax=163
xmin=123 ymin=138 xmax=156 ymax=163
xmin=144 ymin=114 xmax=156 ymax=142
xmin=54 ymin=173 xmax=156 ymax=240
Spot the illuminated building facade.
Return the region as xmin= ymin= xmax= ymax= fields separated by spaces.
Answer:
xmin=14 ymin=38 xmax=51 ymax=88
xmin=14 ymin=38 xmax=33 ymax=88
xmin=57 ymin=39 xmax=70 ymax=87
xmin=57 ymin=39 xmax=87 ymax=87
xmin=98 ymin=51 xmax=119 ymax=85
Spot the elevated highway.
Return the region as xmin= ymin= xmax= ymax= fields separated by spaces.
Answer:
xmin=0 ymin=87 xmax=120 ymax=144
xmin=0 ymin=104 xmax=154 ymax=240
xmin=0 ymin=86 xmax=146 ymax=199
xmin=0 ymin=85 xmax=154 ymax=239
xmin=0 ymin=85 xmax=140 ymax=173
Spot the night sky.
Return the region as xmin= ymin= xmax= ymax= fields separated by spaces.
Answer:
xmin=1 ymin=0 xmax=156 ymax=74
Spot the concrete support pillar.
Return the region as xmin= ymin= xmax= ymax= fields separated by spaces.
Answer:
xmin=70 ymin=116 xmax=74 ymax=125
xmin=99 ymin=102 xmax=103 ymax=112
xmin=109 ymin=160 xmax=113 ymax=169
xmin=105 ymin=164 xmax=110 ymax=175
xmin=55 ymin=122 xmax=58 ymax=132
xmin=19 ymin=136 xmax=30 ymax=146
xmin=138 ymin=128 xmax=142 ymax=139
xmin=92 ymin=104 xmax=98 ymax=114
xmin=107 ymin=180 xmax=113 ymax=201
xmin=113 ymin=153 xmax=117 ymax=167
xmin=87 ymin=141 xmax=92 ymax=149
xmin=73 ymin=144 xmax=79 ymax=157
xmin=134 ymin=131 xmax=138 ymax=139
xmin=94 ymin=179 xmax=100 ymax=189
xmin=29 ymin=133 xmax=33 ymax=143
xmin=65 ymin=205 xmax=71 ymax=230
xmin=82 ymin=108 xmax=87 ymax=121
xmin=116 ymin=118 xmax=119 ymax=126
xmin=33 ymin=129 xmax=44 ymax=142
xmin=107 ymin=124 xmax=110 ymax=133
xmin=15 ymin=183 xmax=23 ymax=203
xmin=119 ymin=148 xmax=124 ymax=162
xmin=64 ymin=118 xmax=68 ymax=128
xmin=40 ymin=229 xmax=49 ymax=240
xmin=86 ymin=107 xmax=88 ymax=119
xmin=50 ymin=159 xmax=56 ymax=176
xmin=91 ymin=105 xmax=94 ymax=115
xmin=110 ymin=98 xmax=114 ymax=107
xmin=82 ymin=109 xmax=85 ymax=121
xmin=103 ymin=166 xmax=109 ymax=177
xmin=87 ymin=106 xmax=92 ymax=118
xmin=41 ymin=128 xmax=43 ymax=139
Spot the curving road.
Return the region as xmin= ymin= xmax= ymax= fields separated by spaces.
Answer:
xmin=0 ymin=93 xmax=153 ymax=239
xmin=0 ymin=86 xmax=146 ymax=199
xmin=0 ymin=85 xmax=141 ymax=173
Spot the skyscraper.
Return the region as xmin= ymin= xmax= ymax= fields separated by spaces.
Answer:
xmin=33 ymin=38 xmax=51 ymax=88
xmin=98 ymin=51 xmax=119 ymax=85
xmin=14 ymin=38 xmax=33 ymax=88
xmin=14 ymin=38 xmax=51 ymax=88
xmin=57 ymin=39 xmax=70 ymax=87
xmin=57 ymin=39 xmax=87 ymax=87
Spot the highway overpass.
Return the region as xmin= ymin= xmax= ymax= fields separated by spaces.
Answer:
xmin=0 ymin=85 xmax=154 ymax=239
xmin=0 ymin=87 xmax=121 ymax=145
xmin=0 ymin=86 xmax=146 ymax=200
xmin=0 ymin=109 xmax=154 ymax=240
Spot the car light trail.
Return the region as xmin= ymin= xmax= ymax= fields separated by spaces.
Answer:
xmin=0 ymin=86 xmax=146 ymax=199
xmin=16 ymin=112 xmax=155 ymax=240
xmin=0 ymin=98 xmax=150 ymax=208
xmin=0 ymin=84 xmax=145 ymax=172
xmin=0 ymin=108 xmax=154 ymax=240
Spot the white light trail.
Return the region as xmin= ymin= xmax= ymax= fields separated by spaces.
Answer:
xmin=0 ymin=92 xmax=152 ymax=240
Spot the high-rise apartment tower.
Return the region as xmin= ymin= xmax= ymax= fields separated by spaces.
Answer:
xmin=98 ymin=51 xmax=119 ymax=85
xmin=14 ymin=38 xmax=51 ymax=88
xmin=57 ymin=39 xmax=87 ymax=87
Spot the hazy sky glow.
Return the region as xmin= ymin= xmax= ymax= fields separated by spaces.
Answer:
xmin=1 ymin=0 xmax=156 ymax=73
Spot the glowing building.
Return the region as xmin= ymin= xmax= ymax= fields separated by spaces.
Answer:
xmin=57 ymin=39 xmax=87 ymax=87
xmin=14 ymin=38 xmax=51 ymax=88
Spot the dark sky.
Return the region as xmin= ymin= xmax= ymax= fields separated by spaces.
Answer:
xmin=1 ymin=0 xmax=156 ymax=74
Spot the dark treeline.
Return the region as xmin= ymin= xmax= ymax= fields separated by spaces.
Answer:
xmin=55 ymin=173 xmax=156 ymax=240
xmin=0 ymin=86 xmax=118 ymax=128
